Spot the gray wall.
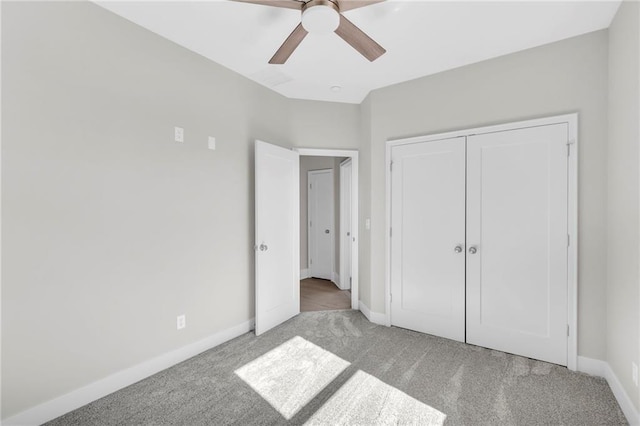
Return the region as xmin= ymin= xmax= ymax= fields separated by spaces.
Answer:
xmin=1 ymin=1 xmax=359 ymax=418
xmin=361 ymin=30 xmax=610 ymax=360
xmin=288 ymin=99 xmax=361 ymax=150
xmin=607 ymin=0 xmax=640 ymax=412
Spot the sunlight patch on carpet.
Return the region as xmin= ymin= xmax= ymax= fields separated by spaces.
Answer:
xmin=305 ymin=370 xmax=447 ymax=425
xmin=235 ymin=336 xmax=350 ymax=419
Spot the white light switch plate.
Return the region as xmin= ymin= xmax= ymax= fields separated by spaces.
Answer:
xmin=208 ymin=136 xmax=216 ymax=150
xmin=177 ymin=314 xmax=186 ymax=330
xmin=174 ymin=127 xmax=184 ymax=143
xmin=365 ymin=219 xmax=371 ymax=230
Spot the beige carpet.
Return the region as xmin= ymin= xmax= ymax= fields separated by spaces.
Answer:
xmin=300 ymin=278 xmax=351 ymax=312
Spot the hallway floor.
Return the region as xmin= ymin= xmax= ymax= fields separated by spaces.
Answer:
xmin=300 ymin=278 xmax=350 ymax=312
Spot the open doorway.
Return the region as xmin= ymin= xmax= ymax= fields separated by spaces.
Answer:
xmin=254 ymin=142 xmax=358 ymax=335
xmin=297 ymin=149 xmax=359 ymax=312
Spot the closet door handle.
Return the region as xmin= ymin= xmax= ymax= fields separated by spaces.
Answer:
xmin=454 ymin=245 xmax=463 ymax=253
xmin=468 ymin=246 xmax=477 ymax=254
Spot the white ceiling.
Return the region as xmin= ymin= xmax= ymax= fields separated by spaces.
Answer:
xmin=96 ymin=0 xmax=621 ymax=104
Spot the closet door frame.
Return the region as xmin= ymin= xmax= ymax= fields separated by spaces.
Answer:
xmin=385 ymin=113 xmax=578 ymax=371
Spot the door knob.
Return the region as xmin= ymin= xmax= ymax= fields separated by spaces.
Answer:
xmin=259 ymin=243 xmax=268 ymax=251
xmin=454 ymin=245 xmax=463 ymax=253
xmin=468 ymin=246 xmax=477 ymax=254
xmin=325 ymin=229 xmax=330 ymax=234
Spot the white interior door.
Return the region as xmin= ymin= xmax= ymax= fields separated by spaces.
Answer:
xmin=340 ymin=159 xmax=352 ymax=290
xmin=390 ymin=137 xmax=466 ymax=342
xmin=308 ymin=170 xmax=334 ymax=280
xmin=255 ymin=140 xmax=299 ymax=336
xmin=466 ymin=124 xmax=568 ymax=365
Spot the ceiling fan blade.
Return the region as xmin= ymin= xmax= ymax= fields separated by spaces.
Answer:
xmin=231 ymin=0 xmax=303 ymax=10
xmin=269 ymin=23 xmax=309 ymax=64
xmin=334 ymin=14 xmax=385 ymax=62
xmin=338 ymin=0 xmax=386 ymax=12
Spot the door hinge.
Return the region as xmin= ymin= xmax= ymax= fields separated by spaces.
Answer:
xmin=390 ymin=227 xmax=392 ymax=238
xmin=567 ymin=234 xmax=570 ymax=247
xmin=390 ymin=161 xmax=393 ymax=172
xmin=390 ymin=293 xmax=392 ymax=302
xmin=310 ymin=183 xmax=312 ymax=189
xmin=567 ymin=324 xmax=570 ymax=337
xmin=567 ymin=139 xmax=575 ymax=156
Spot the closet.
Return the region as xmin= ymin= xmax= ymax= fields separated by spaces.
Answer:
xmin=389 ymin=116 xmax=575 ymax=366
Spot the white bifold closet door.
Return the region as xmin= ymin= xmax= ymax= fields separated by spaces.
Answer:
xmin=390 ymin=137 xmax=466 ymax=342
xmin=466 ymin=124 xmax=568 ymax=365
xmin=390 ymin=123 xmax=568 ymax=366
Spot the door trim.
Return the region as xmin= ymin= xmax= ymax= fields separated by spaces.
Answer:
xmin=307 ymin=169 xmax=334 ymax=281
xmin=384 ymin=113 xmax=578 ymax=370
xmin=297 ymin=148 xmax=359 ymax=310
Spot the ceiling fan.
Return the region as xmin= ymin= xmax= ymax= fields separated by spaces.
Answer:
xmin=233 ymin=0 xmax=386 ymax=64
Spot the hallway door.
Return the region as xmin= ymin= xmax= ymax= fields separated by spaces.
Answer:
xmin=340 ymin=159 xmax=353 ymax=290
xmin=308 ymin=169 xmax=334 ymax=280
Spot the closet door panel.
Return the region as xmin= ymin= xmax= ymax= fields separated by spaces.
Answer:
xmin=390 ymin=137 xmax=466 ymax=342
xmin=466 ymin=124 xmax=568 ymax=365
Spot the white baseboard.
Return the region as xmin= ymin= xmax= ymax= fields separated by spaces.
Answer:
xmin=358 ymin=300 xmax=386 ymax=326
xmin=332 ymin=272 xmax=341 ymax=288
xmin=605 ymin=362 xmax=640 ymax=425
xmin=577 ymin=356 xmax=640 ymax=425
xmin=358 ymin=300 xmax=372 ymax=321
xmin=3 ymin=318 xmax=255 ymax=426
xmin=301 ymin=270 xmax=344 ymax=290
xmin=577 ymin=355 xmax=606 ymax=377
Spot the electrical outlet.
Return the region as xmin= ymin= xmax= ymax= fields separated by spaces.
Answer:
xmin=632 ymin=362 xmax=638 ymax=387
xmin=174 ymin=126 xmax=184 ymax=143
xmin=177 ymin=314 xmax=186 ymax=330
xmin=208 ymin=136 xmax=216 ymax=150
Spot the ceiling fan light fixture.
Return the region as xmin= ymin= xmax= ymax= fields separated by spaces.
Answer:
xmin=301 ymin=0 xmax=340 ymax=34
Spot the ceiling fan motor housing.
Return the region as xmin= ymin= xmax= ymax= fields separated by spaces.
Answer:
xmin=301 ymin=0 xmax=340 ymax=34
xmin=241 ymin=0 xmax=386 ymax=64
